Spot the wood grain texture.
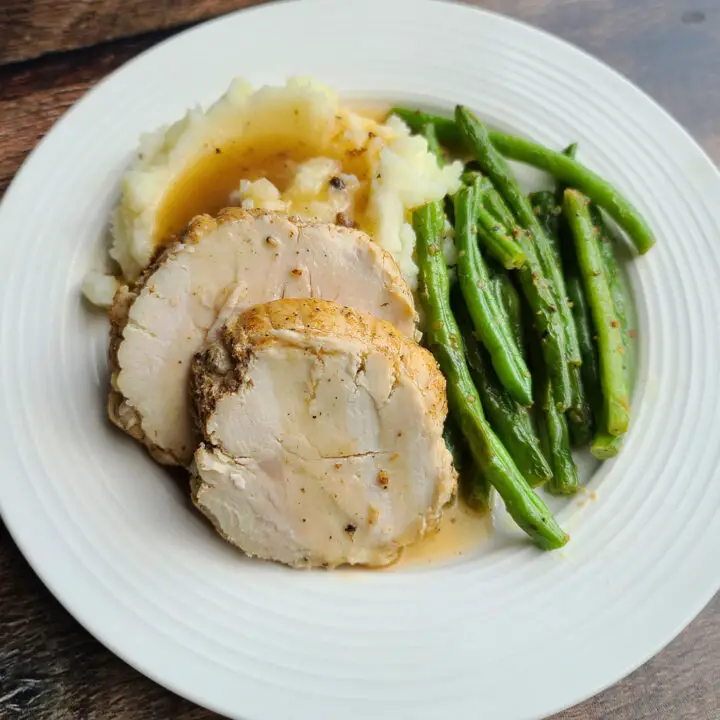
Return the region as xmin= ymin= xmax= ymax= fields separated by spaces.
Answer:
xmin=0 ymin=0 xmax=718 ymax=719
xmin=0 ymin=33 xmax=173 ymax=199
xmin=0 ymin=0 xmax=273 ymax=66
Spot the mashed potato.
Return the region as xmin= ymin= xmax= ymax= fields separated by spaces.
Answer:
xmin=82 ymin=271 xmax=119 ymax=308
xmin=93 ymin=77 xmax=461 ymax=306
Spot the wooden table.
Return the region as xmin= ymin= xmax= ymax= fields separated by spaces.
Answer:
xmin=1 ymin=1 xmax=718 ymax=718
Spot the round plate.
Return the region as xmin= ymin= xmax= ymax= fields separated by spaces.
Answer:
xmin=1 ymin=1 xmax=718 ymax=718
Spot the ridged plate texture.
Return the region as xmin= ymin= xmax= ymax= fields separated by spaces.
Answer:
xmin=0 ymin=1 xmax=718 ymax=718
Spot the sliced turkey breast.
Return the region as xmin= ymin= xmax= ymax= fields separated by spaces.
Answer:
xmin=108 ymin=209 xmax=417 ymax=466
xmin=190 ymin=298 xmax=456 ymax=568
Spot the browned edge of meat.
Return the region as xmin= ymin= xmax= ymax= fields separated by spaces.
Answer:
xmin=107 ymin=208 xmax=417 ymax=466
xmin=190 ymin=297 xmax=447 ymax=448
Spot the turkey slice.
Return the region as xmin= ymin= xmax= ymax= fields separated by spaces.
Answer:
xmin=190 ymin=298 xmax=456 ymax=568
xmin=108 ymin=209 xmax=416 ymax=466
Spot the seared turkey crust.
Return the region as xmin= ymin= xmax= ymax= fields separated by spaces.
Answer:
xmin=190 ymin=298 xmax=455 ymax=568
xmin=108 ymin=208 xmax=417 ymax=466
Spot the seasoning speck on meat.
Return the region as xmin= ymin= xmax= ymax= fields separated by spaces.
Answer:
xmin=190 ymin=299 xmax=456 ymax=568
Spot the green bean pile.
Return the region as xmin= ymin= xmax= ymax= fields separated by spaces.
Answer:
xmin=395 ymin=105 xmax=652 ymax=550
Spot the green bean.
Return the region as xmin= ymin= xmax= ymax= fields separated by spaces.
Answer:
xmin=413 ymin=201 xmax=568 ymax=550
xmin=555 ymin=143 xmax=578 ymax=205
xmin=461 ymin=170 xmax=515 ymax=226
xmin=462 ymin=170 xmax=518 ymax=230
xmin=457 ymin=303 xmax=553 ymax=488
xmin=484 ymin=192 xmax=516 ymax=230
xmin=563 ymin=276 xmax=597 ymax=446
xmin=529 ymin=190 xmax=561 ymax=245
xmin=391 ymin=107 xmax=463 ymax=147
xmin=461 ymin=173 xmax=525 ymax=268
xmin=591 ymin=422 xmax=624 ymax=459
xmin=488 ymin=269 xmax=580 ymax=469
xmin=530 ymin=341 xmax=579 ymax=495
xmin=530 ymin=190 xmax=593 ymax=444
xmin=590 ymin=207 xmax=630 ymax=458
xmin=566 ymin=274 xmax=601 ymax=411
xmin=494 ymin=133 xmax=655 ymax=254
xmin=461 ymin=170 xmax=490 ymax=189
xmin=454 ymin=106 xmax=573 ymax=410
xmin=563 ymin=190 xmax=629 ymax=436
xmin=391 ymin=107 xmax=655 ymax=255
xmin=554 ymin=144 xmax=594 ymax=443
xmin=489 ymin=268 xmax=525 ymax=353
xmin=544 ymin=159 xmax=611 ymax=449
xmin=593 ymin=207 xmax=629 ymax=354
xmin=444 ymin=416 xmax=491 ymax=511
xmin=454 ymin=182 xmax=533 ymax=406
xmin=420 ymin=122 xmax=445 ymax=167
xmin=475 ymin=204 xmax=527 ymax=270
xmin=413 ymin=108 xmax=523 ymax=232
xmin=452 ymin=112 xmax=582 ymax=372
xmin=444 ymin=416 xmax=465 ymax=465
xmin=422 ymin=123 xmax=457 ymax=227
xmin=565 ymin=369 xmax=593 ymax=445
xmin=460 ymin=474 xmax=493 ymax=512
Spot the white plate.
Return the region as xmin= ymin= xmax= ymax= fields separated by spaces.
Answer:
xmin=1 ymin=1 xmax=719 ymax=718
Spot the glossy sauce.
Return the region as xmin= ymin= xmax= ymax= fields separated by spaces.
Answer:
xmin=390 ymin=501 xmax=492 ymax=569
xmin=154 ymin=119 xmax=382 ymax=244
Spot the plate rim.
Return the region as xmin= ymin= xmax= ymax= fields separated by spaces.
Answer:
xmin=1 ymin=1 xmax=719 ymax=719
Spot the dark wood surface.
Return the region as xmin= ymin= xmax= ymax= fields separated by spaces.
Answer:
xmin=0 ymin=0 xmax=274 ymax=65
xmin=1 ymin=1 xmax=718 ymax=718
